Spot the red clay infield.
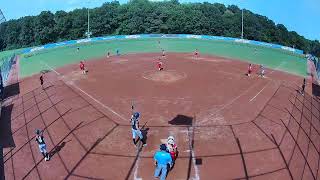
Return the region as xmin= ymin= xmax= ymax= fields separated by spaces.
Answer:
xmin=1 ymin=53 xmax=320 ymax=180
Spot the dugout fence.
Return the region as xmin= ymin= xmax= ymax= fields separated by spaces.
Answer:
xmin=0 ymin=54 xmax=16 ymax=98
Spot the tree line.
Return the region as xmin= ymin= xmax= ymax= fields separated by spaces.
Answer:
xmin=0 ymin=0 xmax=319 ymax=57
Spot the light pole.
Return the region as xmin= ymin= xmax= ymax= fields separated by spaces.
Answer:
xmin=0 ymin=9 xmax=6 ymax=24
xmin=87 ymin=8 xmax=90 ymax=38
xmin=241 ymin=9 xmax=244 ymax=39
xmin=85 ymin=1 xmax=92 ymax=38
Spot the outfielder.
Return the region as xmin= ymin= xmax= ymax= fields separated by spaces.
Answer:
xmin=116 ymin=49 xmax=120 ymax=56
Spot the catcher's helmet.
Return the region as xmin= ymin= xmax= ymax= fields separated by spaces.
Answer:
xmin=167 ymin=136 xmax=175 ymax=144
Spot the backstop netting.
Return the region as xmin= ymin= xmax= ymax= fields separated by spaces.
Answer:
xmin=316 ymin=57 xmax=320 ymax=78
xmin=307 ymin=57 xmax=319 ymax=84
xmin=0 ymin=55 xmax=15 ymax=86
xmin=307 ymin=55 xmax=320 ymax=96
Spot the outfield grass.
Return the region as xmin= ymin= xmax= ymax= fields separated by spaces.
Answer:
xmin=15 ymin=38 xmax=307 ymax=77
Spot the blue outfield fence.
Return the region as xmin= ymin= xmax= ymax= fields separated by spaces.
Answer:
xmin=21 ymin=34 xmax=304 ymax=55
xmin=1 ymin=54 xmax=15 ymax=86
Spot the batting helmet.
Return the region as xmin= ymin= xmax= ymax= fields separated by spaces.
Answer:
xmin=133 ymin=112 xmax=140 ymax=119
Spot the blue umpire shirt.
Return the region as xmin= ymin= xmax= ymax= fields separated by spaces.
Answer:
xmin=154 ymin=150 xmax=172 ymax=166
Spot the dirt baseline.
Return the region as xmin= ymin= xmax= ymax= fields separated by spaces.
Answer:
xmin=2 ymin=53 xmax=320 ymax=180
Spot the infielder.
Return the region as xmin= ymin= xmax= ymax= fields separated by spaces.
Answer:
xmin=194 ymin=49 xmax=199 ymax=59
xmin=158 ymin=60 xmax=163 ymax=71
xmin=79 ymin=61 xmax=87 ymax=74
xmin=259 ymin=65 xmax=265 ymax=78
xmin=247 ymin=64 xmax=253 ymax=77
xmin=39 ymin=73 xmax=44 ymax=89
xmin=162 ymin=49 xmax=166 ymax=58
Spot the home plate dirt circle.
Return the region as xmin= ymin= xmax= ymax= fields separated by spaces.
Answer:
xmin=142 ymin=70 xmax=187 ymax=83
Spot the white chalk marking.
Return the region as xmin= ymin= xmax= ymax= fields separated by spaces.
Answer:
xmin=268 ymin=62 xmax=286 ymax=76
xmin=133 ymin=158 xmax=142 ymax=180
xmin=249 ymin=62 xmax=285 ymax=102
xmin=72 ymin=83 xmax=127 ymax=120
xmin=41 ymin=61 xmax=61 ymax=76
xmin=249 ymin=84 xmax=268 ymax=102
xmin=191 ymin=150 xmax=200 ymax=180
xmin=187 ymin=128 xmax=200 ymax=180
xmin=41 ymin=61 xmax=127 ymax=121
xmin=209 ymin=82 xmax=261 ymax=116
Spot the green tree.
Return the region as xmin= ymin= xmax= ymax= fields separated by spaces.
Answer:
xmin=19 ymin=16 xmax=35 ymax=46
xmin=0 ymin=0 xmax=319 ymax=58
xmin=34 ymin=11 xmax=56 ymax=44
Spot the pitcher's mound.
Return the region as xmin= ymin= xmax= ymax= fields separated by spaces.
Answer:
xmin=143 ymin=70 xmax=187 ymax=83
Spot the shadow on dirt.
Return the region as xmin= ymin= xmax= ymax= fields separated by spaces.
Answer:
xmin=3 ymin=82 xmax=20 ymax=100
xmin=168 ymin=115 xmax=193 ymax=126
xmin=0 ymin=104 xmax=15 ymax=179
xmin=312 ymin=83 xmax=320 ymax=97
xmin=141 ymin=127 xmax=150 ymax=145
xmin=40 ymin=69 xmax=51 ymax=74
xmin=49 ymin=140 xmax=70 ymax=158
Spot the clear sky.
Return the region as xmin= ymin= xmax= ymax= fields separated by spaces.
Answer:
xmin=0 ymin=0 xmax=319 ymax=41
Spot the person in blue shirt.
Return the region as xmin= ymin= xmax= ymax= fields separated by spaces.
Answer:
xmin=116 ymin=49 xmax=120 ymax=56
xmin=154 ymin=144 xmax=173 ymax=180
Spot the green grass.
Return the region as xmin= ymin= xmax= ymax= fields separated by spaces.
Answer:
xmin=17 ymin=38 xmax=306 ymax=78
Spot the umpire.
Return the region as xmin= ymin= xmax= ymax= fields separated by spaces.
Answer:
xmin=154 ymin=144 xmax=173 ymax=180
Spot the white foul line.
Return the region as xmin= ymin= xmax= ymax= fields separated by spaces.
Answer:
xmin=249 ymin=84 xmax=268 ymax=102
xmin=209 ymin=81 xmax=262 ymax=116
xmin=187 ymin=128 xmax=200 ymax=180
xmin=133 ymin=157 xmax=142 ymax=180
xmin=249 ymin=62 xmax=284 ymax=102
xmin=41 ymin=61 xmax=61 ymax=76
xmin=40 ymin=61 xmax=127 ymax=121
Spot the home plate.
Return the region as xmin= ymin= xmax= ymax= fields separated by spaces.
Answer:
xmin=160 ymin=139 xmax=167 ymax=144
